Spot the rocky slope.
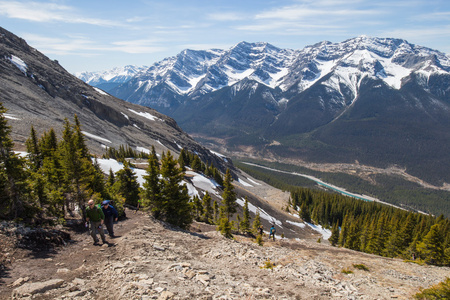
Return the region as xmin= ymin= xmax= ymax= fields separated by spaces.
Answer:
xmin=0 ymin=26 xmax=230 ymax=173
xmin=2 ymin=209 xmax=449 ymax=300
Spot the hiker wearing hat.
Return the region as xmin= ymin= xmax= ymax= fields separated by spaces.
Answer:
xmin=85 ymin=199 xmax=106 ymax=245
xmin=101 ymin=200 xmax=118 ymax=238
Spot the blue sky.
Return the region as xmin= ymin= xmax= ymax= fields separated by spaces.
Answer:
xmin=1 ymin=0 xmax=449 ymax=73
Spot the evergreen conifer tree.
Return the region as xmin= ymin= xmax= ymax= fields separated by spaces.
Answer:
xmin=213 ymin=200 xmax=219 ymax=224
xmin=113 ymin=161 xmax=140 ymax=206
xmin=252 ymin=210 xmax=262 ymax=235
xmin=159 ymin=151 xmax=192 ymax=229
xmin=0 ymin=102 xmax=30 ymax=220
xmin=222 ymin=168 xmax=237 ymax=220
xmin=201 ymin=191 xmax=213 ymax=223
xmin=26 ymin=126 xmax=42 ymax=171
xmin=240 ymin=197 xmax=251 ymax=234
xmin=329 ymin=222 xmax=340 ymax=246
xmin=192 ymin=195 xmax=203 ymax=221
xmin=218 ymin=206 xmax=233 ymax=238
xmin=178 ymin=148 xmax=186 ymax=172
xmin=300 ymin=202 xmax=311 ymax=223
xmin=142 ymin=146 xmax=162 ymax=217
xmin=417 ymin=224 xmax=445 ymax=265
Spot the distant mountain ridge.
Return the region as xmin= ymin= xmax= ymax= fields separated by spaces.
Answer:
xmin=76 ymin=37 xmax=450 ymax=185
xmin=74 ymin=65 xmax=148 ymax=93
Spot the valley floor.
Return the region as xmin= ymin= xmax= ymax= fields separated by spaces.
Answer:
xmin=1 ymin=210 xmax=449 ymax=300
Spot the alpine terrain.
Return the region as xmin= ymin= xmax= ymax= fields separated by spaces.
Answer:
xmin=82 ymin=37 xmax=450 ymax=189
xmin=1 ymin=26 xmax=450 ymax=300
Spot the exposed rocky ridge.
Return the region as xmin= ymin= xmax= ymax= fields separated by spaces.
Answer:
xmin=2 ymin=210 xmax=449 ymax=300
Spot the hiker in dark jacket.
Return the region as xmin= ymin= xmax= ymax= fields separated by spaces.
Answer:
xmin=101 ymin=200 xmax=118 ymax=238
xmin=85 ymin=199 xmax=106 ymax=245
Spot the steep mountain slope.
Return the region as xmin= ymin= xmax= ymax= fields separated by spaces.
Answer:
xmin=0 ymin=26 xmax=231 ymax=173
xmin=80 ymin=37 xmax=450 ymax=185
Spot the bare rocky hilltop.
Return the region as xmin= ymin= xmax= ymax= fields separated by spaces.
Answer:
xmin=1 ymin=208 xmax=449 ymax=300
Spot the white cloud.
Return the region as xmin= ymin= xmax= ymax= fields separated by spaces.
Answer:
xmin=112 ymin=40 xmax=167 ymax=54
xmin=207 ymin=12 xmax=244 ymax=21
xmin=0 ymin=1 xmax=121 ymax=27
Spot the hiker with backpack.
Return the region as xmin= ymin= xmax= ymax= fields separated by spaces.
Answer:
xmin=269 ymin=224 xmax=276 ymax=241
xmin=101 ymin=200 xmax=118 ymax=238
xmin=85 ymin=199 xmax=107 ymax=246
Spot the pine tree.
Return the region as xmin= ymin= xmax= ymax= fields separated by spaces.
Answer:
xmin=58 ymin=118 xmax=84 ymax=214
xmin=39 ymin=128 xmax=64 ymax=218
xmin=191 ymin=155 xmax=202 ymax=172
xmin=338 ymin=214 xmax=350 ymax=247
xmin=142 ymin=146 xmax=162 ymax=217
xmin=417 ymin=224 xmax=445 ymax=265
xmin=222 ymin=168 xmax=237 ymax=220
xmin=201 ymin=191 xmax=213 ymax=223
xmin=218 ymin=206 xmax=233 ymax=238
xmin=345 ymin=216 xmax=361 ymax=251
xmin=0 ymin=102 xmax=30 ymax=220
xmin=178 ymin=148 xmax=186 ymax=172
xmin=329 ymin=222 xmax=340 ymax=246
xmin=25 ymin=126 xmax=42 ymax=171
xmin=300 ymin=202 xmax=311 ymax=223
xmin=113 ymin=161 xmax=140 ymax=206
xmin=107 ymin=168 xmax=115 ymax=188
xmin=252 ymin=210 xmax=262 ymax=235
xmin=240 ymin=197 xmax=251 ymax=234
xmin=159 ymin=151 xmax=192 ymax=229
xmin=212 ymin=168 xmax=223 ymax=186
xmin=213 ymin=200 xmax=219 ymax=224
xmin=73 ymin=114 xmax=89 ymax=159
xmin=192 ymin=195 xmax=203 ymax=221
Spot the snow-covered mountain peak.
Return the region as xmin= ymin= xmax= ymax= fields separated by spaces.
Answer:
xmin=75 ymin=65 xmax=148 ymax=86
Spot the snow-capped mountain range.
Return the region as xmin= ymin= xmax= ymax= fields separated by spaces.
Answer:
xmin=77 ymin=36 xmax=449 ymax=101
xmin=77 ymin=36 xmax=450 ymax=185
xmin=75 ymin=65 xmax=148 ymax=91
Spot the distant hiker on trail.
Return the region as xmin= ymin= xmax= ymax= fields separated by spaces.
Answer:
xmin=258 ymin=225 xmax=264 ymax=236
xmin=101 ymin=200 xmax=118 ymax=238
xmin=134 ymin=199 xmax=142 ymax=214
xmin=269 ymin=225 xmax=276 ymax=241
xmin=85 ymin=199 xmax=107 ymax=246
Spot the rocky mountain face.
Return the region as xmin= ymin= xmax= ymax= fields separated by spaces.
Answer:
xmin=78 ymin=37 xmax=450 ymax=185
xmin=0 ymin=27 xmax=232 ymax=173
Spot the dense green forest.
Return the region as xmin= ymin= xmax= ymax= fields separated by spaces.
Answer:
xmin=235 ymin=159 xmax=450 ymax=218
xmin=236 ymin=161 xmax=450 ymax=266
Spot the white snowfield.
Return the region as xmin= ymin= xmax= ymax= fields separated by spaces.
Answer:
xmin=128 ymin=109 xmax=162 ymax=122
xmin=7 ymin=55 xmax=28 ymax=75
